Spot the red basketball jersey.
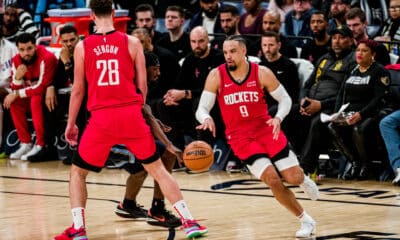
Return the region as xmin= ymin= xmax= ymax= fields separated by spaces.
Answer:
xmin=83 ymin=31 xmax=143 ymax=111
xmin=217 ymin=62 xmax=272 ymax=136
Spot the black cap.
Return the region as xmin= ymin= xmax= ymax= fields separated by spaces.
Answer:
xmin=331 ymin=25 xmax=353 ymax=38
xmin=144 ymin=52 xmax=160 ymax=68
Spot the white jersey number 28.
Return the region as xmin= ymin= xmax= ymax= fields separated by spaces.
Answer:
xmin=97 ymin=59 xmax=120 ymax=86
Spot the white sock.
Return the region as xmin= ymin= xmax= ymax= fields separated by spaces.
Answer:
xmin=300 ymin=174 xmax=311 ymax=186
xmin=297 ymin=211 xmax=313 ymax=223
xmin=71 ymin=207 xmax=85 ymax=229
xmin=173 ymin=200 xmax=194 ymax=220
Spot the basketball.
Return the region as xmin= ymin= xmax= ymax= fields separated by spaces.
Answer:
xmin=183 ymin=141 xmax=214 ymax=172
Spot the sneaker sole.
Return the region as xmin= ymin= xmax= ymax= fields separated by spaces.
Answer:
xmin=146 ymin=218 xmax=182 ymax=228
xmin=114 ymin=209 xmax=147 ymax=219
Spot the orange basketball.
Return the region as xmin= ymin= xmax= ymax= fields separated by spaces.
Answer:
xmin=183 ymin=141 xmax=214 ymax=172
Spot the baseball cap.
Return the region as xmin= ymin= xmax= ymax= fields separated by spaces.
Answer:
xmin=331 ymin=25 xmax=353 ymax=38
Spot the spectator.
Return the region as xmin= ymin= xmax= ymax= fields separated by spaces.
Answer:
xmin=259 ymin=31 xmax=300 ymax=114
xmin=285 ymin=26 xmax=356 ymax=174
xmin=156 ymin=5 xmax=191 ymax=61
xmin=284 ymin=0 xmax=315 ymax=47
xmin=162 ymin=26 xmax=226 ymax=144
xmin=238 ymin=0 xmax=267 ymax=35
xmin=211 ymin=4 xmax=259 ymax=56
xmin=134 ymin=3 xmax=163 ymax=43
xmin=1 ymin=3 xmax=38 ymax=43
xmin=329 ymin=39 xmax=389 ymax=180
xmin=44 ymin=25 xmax=86 ymax=164
xmin=0 ymin=24 xmax=17 ymax=157
xmin=379 ymin=109 xmax=400 ymax=185
xmin=268 ymin=0 xmax=294 ymax=22
xmin=301 ymin=11 xmax=331 ymax=65
xmin=261 ymin=10 xmax=298 ymax=58
xmin=375 ymin=0 xmax=400 ymax=42
xmin=346 ymin=7 xmax=391 ymax=66
xmin=3 ymin=33 xmax=57 ymax=160
xmin=328 ymin=0 xmax=351 ymax=34
xmin=189 ymin=0 xmax=224 ymax=37
xmin=131 ymin=28 xmax=180 ymax=116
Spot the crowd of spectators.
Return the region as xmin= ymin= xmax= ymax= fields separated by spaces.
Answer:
xmin=0 ymin=0 xmax=399 ymax=185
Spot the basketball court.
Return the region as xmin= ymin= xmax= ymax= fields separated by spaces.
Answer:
xmin=0 ymin=159 xmax=399 ymax=240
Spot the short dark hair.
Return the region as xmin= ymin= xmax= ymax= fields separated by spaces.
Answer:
xmin=16 ymin=33 xmax=36 ymax=46
xmin=311 ymin=10 xmax=328 ymax=22
xmin=89 ymin=0 xmax=113 ymax=17
xmin=166 ymin=5 xmax=185 ymax=18
xmin=226 ymin=35 xmax=247 ymax=47
xmin=59 ymin=25 xmax=78 ymax=36
xmin=220 ymin=4 xmax=239 ymax=16
xmin=262 ymin=31 xmax=281 ymax=42
xmin=135 ymin=4 xmax=155 ymax=18
xmin=345 ymin=7 xmax=366 ymax=23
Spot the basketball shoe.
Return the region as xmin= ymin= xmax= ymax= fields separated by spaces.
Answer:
xmin=393 ymin=168 xmax=400 ymax=185
xmin=146 ymin=208 xmax=182 ymax=228
xmin=295 ymin=219 xmax=316 ymax=238
xmin=10 ymin=143 xmax=32 ymax=159
xmin=182 ymin=219 xmax=208 ymax=239
xmin=114 ymin=202 xmax=147 ymax=219
xmin=54 ymin=225 xmax=88 ymax=240
xmin=21 ymin=145 xmax=43 ymax=161
xmin=300 ymin=175 xmax=320 ymax=200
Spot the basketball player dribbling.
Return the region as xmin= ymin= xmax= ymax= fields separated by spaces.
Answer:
xmin=54 ymin=0 xmax=207 ymax=239
xmin=196 ymin=35 xmax=319 ymax=238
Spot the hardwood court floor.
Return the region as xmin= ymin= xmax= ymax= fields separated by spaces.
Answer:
xmin=0 ymin=159 xmax=399 ymax=240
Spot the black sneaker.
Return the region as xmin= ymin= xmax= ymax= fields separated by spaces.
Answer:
xmin=146 ymin=208 xmax=182 ymax=228
xmin=114 ymin=202 xmax=147 ymax=219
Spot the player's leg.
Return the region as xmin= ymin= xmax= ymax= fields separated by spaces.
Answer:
xmin=147 ymin=148 xmax=181 ymax=228
xmin=115 ymin=163 xmax=148 ymax=219
xmin=142 ymin=159 xmax=208 ymax=238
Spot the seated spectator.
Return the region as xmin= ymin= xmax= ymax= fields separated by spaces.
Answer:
xmin=379 ymin=109 xmax=400 ymax=185
xmin=346 ymin=7 xmax=391 ymax=66
xmin=238 ymin=0 xmax=267 ymax=35
xmin=1 ymin=3 xmax=38 ymax=43
xmin=260 ymin=10 xmax=298 ymax=58
xmin=284 ymin=0 xmax=315 ymax=47
xmin=328 ymin=0 xmax=351 ymax=34
xmin=375 ymin=0 xmax=400 ymax=42
xmin=189 ymin=0 xmax=224 ymax=37
xmin=329 ymin=39 xmax=389 ymax=180
xmin=0 ymin=24 xmax=17 ymax=157
xmin=285 ymin=26 xmax=356 ymax=175
xmin=156 ymin=5 xmax=191 ymax=61
xmin=211 ymin=4 xmax=259 ymax=56
xmin=259 ymin=31 xmax=300 ymax=113
xmin=134 ymin=4 xmax=164 ymax=43
xmin=3 ymin=33 xmax=57 ymax=160
xmin=268 ymin=0 xmax=294 ymax=22
xmin=301 ymin=11 xmax=331 ymax=65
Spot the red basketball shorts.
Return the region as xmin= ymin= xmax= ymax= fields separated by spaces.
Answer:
xmin=78 ymin=104 xmax=156 ymax=167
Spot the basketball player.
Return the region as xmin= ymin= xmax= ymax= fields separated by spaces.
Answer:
xmin=196 ymin=35 xmax=319 ymax=238
xmin=54 ymin=0 xmax=207 ymax=239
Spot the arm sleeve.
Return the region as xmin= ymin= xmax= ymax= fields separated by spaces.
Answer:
xmin=269 ymin=84 xmax=292 ymax=121
xmin=195 ymin=90 xmax=216 ymax=124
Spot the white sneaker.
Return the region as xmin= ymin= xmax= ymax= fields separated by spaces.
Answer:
xmin=10 ymin=143 xmax=32 ymax=159
xmin=296 ymin=220 xmax=316 ymax=238
xmin=300 ymin=175 xmax=320 ymax=201
xmin=21 ymin=145 xmax=43 ymax=161
xmin=392 ymin=168 xmax=400 ymax=185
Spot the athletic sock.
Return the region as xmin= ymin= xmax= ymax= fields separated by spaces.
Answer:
xmin=151 ymin=198 xmax=165 ymax=212
xmin=71 ymin=207 xmax=85 ymax=229
xmin=173 ymin=199 xmax=194 ymax=220
xmin=297 ymin=211 xmax=313 ymax=223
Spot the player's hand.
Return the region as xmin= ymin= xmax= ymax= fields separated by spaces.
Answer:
xmin=65 ymin=124 xmax=79 ymax=146
xmin=196 ymin=118 xmax=216 ymax=138
xmin=45 ymin=86 xmax=57 ymax=112
xmin=267 ymin=117 xmax=281 ymax=140
xmin=3 ymin=92 xmax=17 ymax=109
xmin=166 ymin=144 xmax=183 ymax=166
xmin=15 ymin=65 xmax=27 ymax=80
